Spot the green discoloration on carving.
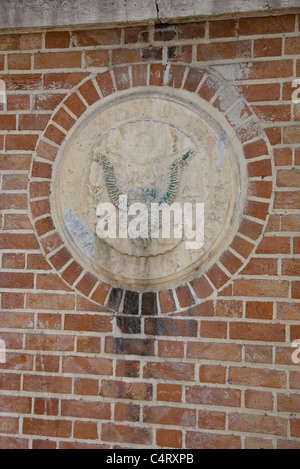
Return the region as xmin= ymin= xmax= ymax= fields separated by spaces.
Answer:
xmin=94 ymin=149 xmax=194 ymax=210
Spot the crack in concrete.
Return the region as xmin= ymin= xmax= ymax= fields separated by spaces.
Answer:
xmin=155 ymin=0 xmax=162 ymax=23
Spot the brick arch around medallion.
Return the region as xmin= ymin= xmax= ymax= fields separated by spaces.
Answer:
xmin=29 ymin=63 xmax=273 ymax=315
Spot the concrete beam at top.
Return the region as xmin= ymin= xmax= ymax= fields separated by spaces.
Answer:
xmin=0 ymin=0 xmax=299 ymax=30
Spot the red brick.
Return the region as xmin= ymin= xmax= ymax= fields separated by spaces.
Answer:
xmin=183 ymin=68 xmax=205 ymax=93
xmin=229 ymin=413 xmax=287 ymax=437
xmin=156 ymin=429 xmax=182 ymax=448
xmin=25 ymin=333 xmax=74 ymax=352
xmin=197 ymin=41 xmax=251 ymax=61
xmin=132 ymin=64 xmax=148 ymax=87
xmin=282 ymin=258 xmax=300 ymax=276
xmin=2 ymin=172 xmax=28 ymax=190
xmin=158 ymin=340 xmax=184 ymax=359
xmin=143 ymin=362 xmax=194 ymax=381
xmin=23 ymin=374 xmax=72 ymax=394
xmin=35 ymin=51 xmax=82 ymax=69
xmin=246 ymin=390 xmax=274 ymax=411
xmin=209 ymin=19 xmax=236 ymax=38
xmin=291 ymin=325 xmax=300 ymax=342
xmin=186 ymin=431 xmax=241 ymax=449
xmin=0 ymin=416 xmax=20 ymax=435
xmin=285 ymin=36 xmax=300 ymax=54
xmin=124 ymin=25 xmax=149 ymax=43
xmin=159 ymin=290 xmax=176 ymax=313
xmin=239 ymin=15 xmax=296 ymax=35
xmin=31 ymin=161 xmax=52 ymax=179
xmin=23 ymin=418 xmax=71 ymax=438
xmin=0 ymin=374 xmax=21 ymax=391
xmin=71 ymin=29 xmax=121 ymax=47
xmin=73 ymin=421 xmax=98 ymax=440
xmin=61 ymin=261 xmax=83 ymax=285
xmin=26 ymin=293 xmax=75 ymax=310
xmin=198 ymin=410 xmax=226 ymax=430
xmin=0 ymin=437 xmax=28 ymax=449
xmin=175 ymin=285 xmax=195 ymax=308
xmin=274 ymin=148 xmax=293 ymax=167
xmin=167 ymin=64 xmax=186 ymax=88
xmin=114 ymin=66 xmax=130 ymax=90
xmin=257 ymin=237 xmax=290 ymax=254
xmin=229 ymin=367 xmax=286 ymax=389
xmin=167 ymin=45 xmax=192 ymax=63
xmin=186 ymin=386 xmax=241 ymax=408
xmin=149 ymin=63 xmax=165 ymax=86
xmin=52 ymin=107 xmax=75 ymax=131
xmin=230 ymin=322 xmax=286 ymax=342
xmin=62 ymin=356 xmax=112 ymax=376
xmin=45 ymin=31 xmax=70 ymax=49
xmin=198 ymin=75 xmax=220 ymax=102
xmin=34 ymin=398 xmax=59 ymax=416
xmin=277 ymin=302 xmax=300 ymax=321
xmin=246 ymin=301 xmax=273 ymax=320
xmin=253 ymin=104 xmax=291 ymax=122
xmin=254 ymin=38 xmax=282 ymax=57
xmin=7 ymin=94 xmax=31 ymax=110
xmin=241 ymin=84 xmax=280 ymax=103
xmin=265 ymin=127 xmax=282 ymax=145
xmin=90 ymin=282 xmax=111 ymax=305
xmin=0 ymin=272 xmax=34 ymax=289
xmin=64 ymin=314 xmax=112 ymax=333
xmin=96 ymin=71 xmax=115 ymax=97
xmin=187 ymin=342 xmax=242 ymax=362
xmin=33 ymin=93 xmax=66 ymax=110
xmin=277 ymin=393 xmax=300 ymax=413
xmin=65 ymin=93 xmax=87 ymax=117
xmin=76 ymin=336 xmax=100 ymax=354
xmin=44 ymin=72 xmax=88 ymax=90
xmin=157 ymin=384 xmax=182 ymax=403
xmin=0 ymin=33 xmax=41 ymax=50
xmin=284 ymin=126 xmax=300 ymax=144
xmin=78 ymin=80 xmax=100 ymax=105
xmin=220 ymin=250 xmax=243 ymax=275
xmin=277 ymin=169 xmax=300 ymax=188
xmin=1 ymin=294 xmax=25 ymax=311
xmin=116 ymin=360 xmax=140 ymax=378
xmin=200 ymin=321 xmax=227 ymax=339
xmin=291 ymin=420 xmax=300 ymax=438
xmin=199 ymin=365 xmax=226 ymax=384
xmin=74 ymin=378 xmax=99 ymax=396
xmin=206 ymin=264 xmax=230 ymax=290
xmin=37 ymin=313 xmax=61 ymax=331
xmin=6 ymin=133 xmax=38 ymax=151
xmin=234 ymin=279 xmax=289 ymax=298
xmin=216 ymin=300 xmax=243 ymax=318
xmin=76 ymin=272 xmax=98 ymax=296
xmin=143 ymin=406 xmax=196 ymax=427
xmin=102 ymin=423 xmax=152 ymax=445
xmin=115 ymin=403 xmax=140 ymax=422
xmin=274 ymin=191 xmax=300 ymax=209
xmin=292 ymin=282 xmax=300 ymax=299
xmin=7 ymin=53 xmax=31 ymax=70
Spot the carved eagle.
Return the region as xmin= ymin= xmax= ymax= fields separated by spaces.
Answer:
xmin=93 ymin=149 xmax=194 ymax=211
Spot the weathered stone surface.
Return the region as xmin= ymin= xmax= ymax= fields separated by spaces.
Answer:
xmin=0 ymin=1 xmax=298 ymax=30
xmin=53 ymin=90 xmax=245 ymax=289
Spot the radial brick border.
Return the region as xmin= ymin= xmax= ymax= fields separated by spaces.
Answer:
xmin=29 ymin=64 xmax=273 ymax=314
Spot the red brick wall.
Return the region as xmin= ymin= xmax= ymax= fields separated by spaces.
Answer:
xmin=0 ymin=14 xmax=299 ymax=449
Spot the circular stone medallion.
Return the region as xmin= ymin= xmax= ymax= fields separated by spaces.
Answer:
xmin=52 ymin=90 xmax=246 ymax=290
